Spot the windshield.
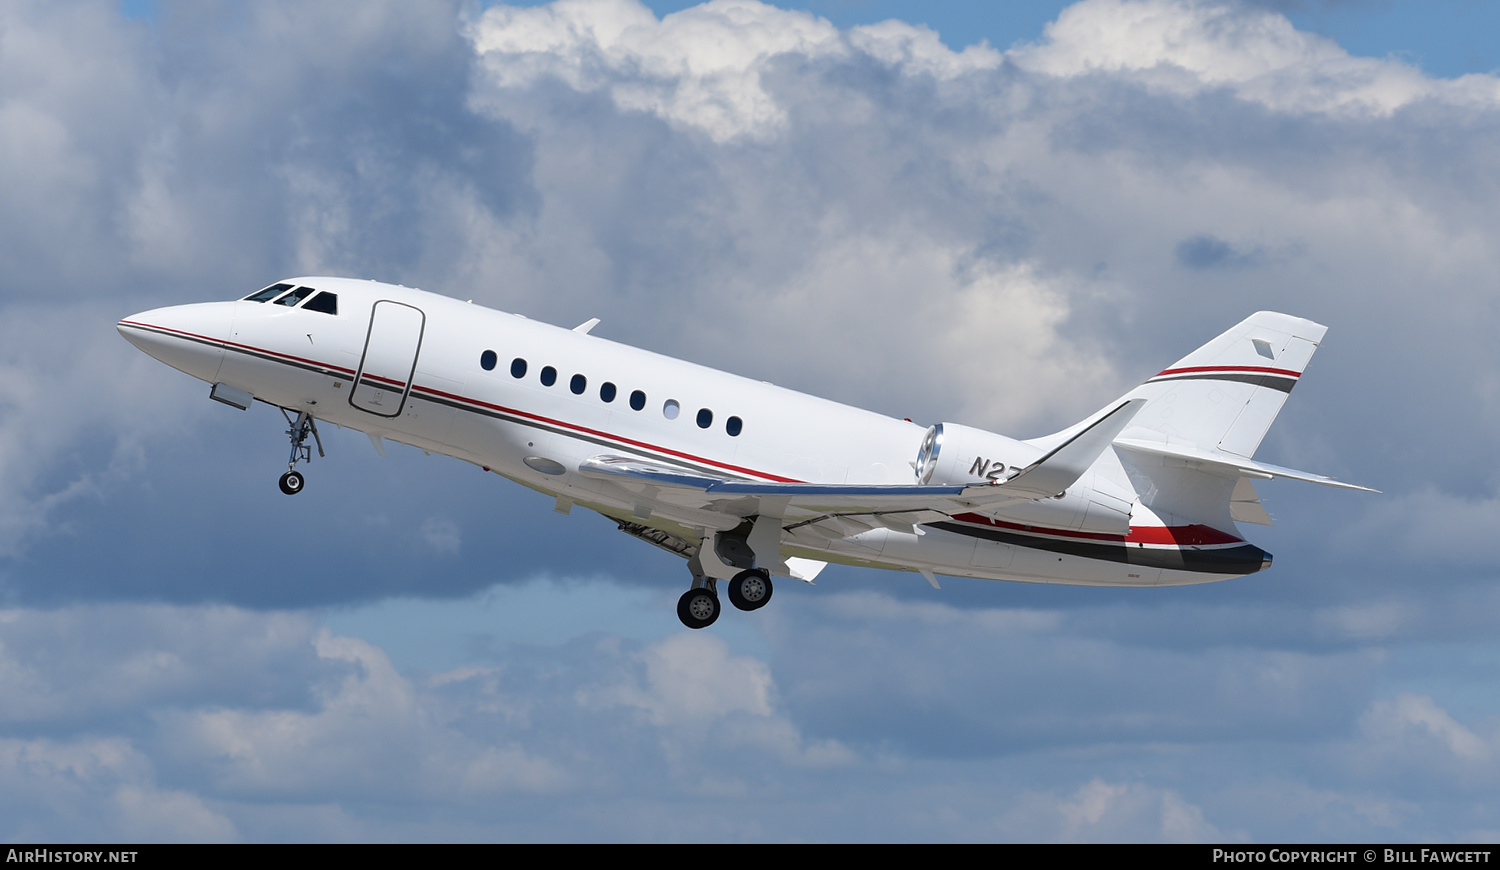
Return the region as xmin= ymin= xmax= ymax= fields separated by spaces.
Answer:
xmin=243 ymin=283 xmax=293 ymax=303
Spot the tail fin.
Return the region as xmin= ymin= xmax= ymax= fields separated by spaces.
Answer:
xmin=1118 ymin=311 xmax=1325 ymax=457
xmin=1100 ymin=312 xmax=1372 ymax=534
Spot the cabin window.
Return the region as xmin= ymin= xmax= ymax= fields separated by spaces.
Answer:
xmin=570 ymin=373 xmax=586 ymax=395
xmin=511 ymin=358 xmax=527 ymax=378
xmin=600 ymin=382 xmax=617 ymax=403
xmin=480 ymin=350 xmax=497 ymax=371
xmin=696 ymin=408 xmax=713 ymax=429
xmin=274 ymin=286 xmax=316 ymax=307
xmin=663 ymin=399 xmax=680 ymax=420
xmin=629 ymin=390 xmax=646 ymax=411
xmin=726 ymin=416 xmax=743 ymax=437
xmin=540 ymin=366 xmax=557 ymax=387
xmin=303 ymin=291 xmax=338 ymax=315
xmin=243 ymin=283 xmax=292 ymax=303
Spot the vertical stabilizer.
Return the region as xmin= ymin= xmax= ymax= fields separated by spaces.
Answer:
xmin=1107 ymin=312 xmax=1333 ymax=534
xmin=1118 ymin=311 xmax=1326 ymax=458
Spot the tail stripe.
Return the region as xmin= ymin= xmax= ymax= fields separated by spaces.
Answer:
xmin=1148 ymin=368 xmax=1299 ymax=394
xmin=1155 ymin=365 xmax=1302 ymax=378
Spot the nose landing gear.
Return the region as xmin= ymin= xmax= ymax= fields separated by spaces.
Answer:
xmin=278 ymin=408 xmax=324 ymax=496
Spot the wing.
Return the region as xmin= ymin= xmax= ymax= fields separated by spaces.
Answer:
xmin=579 ymin=399 xmax=1146 ymax=533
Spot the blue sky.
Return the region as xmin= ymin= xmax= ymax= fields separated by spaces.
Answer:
xmin=8 ymin=0 xmax=1500 ymax=841
xmin=649 ymin=0 xmax=1500 ymax=77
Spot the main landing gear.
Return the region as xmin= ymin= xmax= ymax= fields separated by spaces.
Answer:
xmin=728 ymin=568 xmax=773 ymax=612
xmin=677 ymin=585 xmax=720 ymax=630
xmin=278 ymin=408 xmax=324 ymax=496
xmin=676 ymin=565 xmax=773 ymax=630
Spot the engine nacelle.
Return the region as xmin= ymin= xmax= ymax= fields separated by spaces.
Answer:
xmin=914 ymin=421 xmax=1137 ymax=534
xmin=914 ymin=422 xmax=1045 ymax=487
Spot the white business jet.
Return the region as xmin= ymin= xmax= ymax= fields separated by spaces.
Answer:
xmin=118 ymin=278 xmax=1372 ymax=628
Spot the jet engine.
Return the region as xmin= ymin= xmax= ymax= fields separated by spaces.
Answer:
xmin=913 ymin=422 xmax=1044 ymax=487
xmin=914 ymin=421 xmax=1136 ymax=534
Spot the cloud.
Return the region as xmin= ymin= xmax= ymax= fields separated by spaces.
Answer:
xmin=1011 ymin=0 xmax=1500 ymax=115
xmin=419 ymin=516 xmax=462 ymax=556
xmin=0 ymin=737 xmax=236 ymax=842
xmin=469 ymin=0 xmax=1000 ymax=143
xmin=1362 ymin=694 xmax=1489 ymax=764
xmin=155 ymin=629 xmax=568 ymax=800
xmin=1051 ymin=779 xmax=1226 ymax=843
xmin=0 ymin=591 xmax=1497 ymax=840
xmin=766 ymin=590 xmax=1379 ymax=757
xmin=2 ymin=0 xmax=1500 ymax=842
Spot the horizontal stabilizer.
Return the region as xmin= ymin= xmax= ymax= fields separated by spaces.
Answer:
xmin=1114 ymin=439 xmax=1377 ymax=492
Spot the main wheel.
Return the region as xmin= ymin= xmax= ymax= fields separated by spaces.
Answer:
xmin=278 ymin=470 xmax=305 ymax=495
xmin=677 ymin=588 xmax=720 ymax=629
xmin=728 ymin=568 xmax=773 ymax=611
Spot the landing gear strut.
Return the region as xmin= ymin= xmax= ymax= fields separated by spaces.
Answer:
xmin=279 ymin=408 xmax=324 ymax=496
xmin=676 ymin=548 xmax=777 ymax=628
xmin=677 ymin=554 xmax=721 ymax=629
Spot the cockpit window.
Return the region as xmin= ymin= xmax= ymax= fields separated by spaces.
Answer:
xmin=273 ymin=286 xmax=316 ymax=307
xmin=302 ymin=291 xmax=338 ymax=315
xmin=243 ymin=283 xmax=293 ymax=303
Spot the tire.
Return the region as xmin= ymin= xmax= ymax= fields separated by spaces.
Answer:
xmin=278 ymin=470 xmax=304 ymax=495
xmin=677 ymin=588 xmax=720 ymax=629
xmin=728 ymin=569 xmax=773 ymax=611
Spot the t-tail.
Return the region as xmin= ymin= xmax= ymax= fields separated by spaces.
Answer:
xmin=1096 ymin=312 xmax=1374 ymax=544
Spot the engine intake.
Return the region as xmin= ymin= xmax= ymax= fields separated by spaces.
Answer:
xmin=914 ymin=422 xmax=1044 ymax=487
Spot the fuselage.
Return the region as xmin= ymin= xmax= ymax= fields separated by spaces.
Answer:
xmin=118 ymin=277 xmax=1268 ymax=589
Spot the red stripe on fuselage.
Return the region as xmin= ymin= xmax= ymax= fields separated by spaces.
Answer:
xmin=409 ymin=382 xmax=799 ymax=482
xmin=120 ymin=319 xmax=796 ymax=483
xmin=119 ymin=320 xmax=359 ymax=377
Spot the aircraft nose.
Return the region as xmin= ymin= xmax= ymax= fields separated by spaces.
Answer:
xmin=118 ymin=301 xmax=236 ymax=383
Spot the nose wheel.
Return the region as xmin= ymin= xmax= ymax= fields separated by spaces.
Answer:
xmin=278 ymin=408 xmax=324 ymax=495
